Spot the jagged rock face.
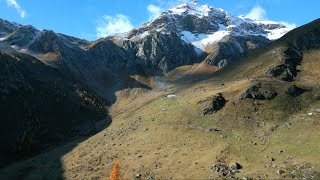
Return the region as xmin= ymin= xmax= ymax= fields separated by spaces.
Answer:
xmin=86 ymin=40 xmax=134 ymax=70
xmin=0 ymin=19 xmax=21 ymax=37
xmin=205 ymin=35 xmax=270 ymax=67
xmin=257 ymin=23 xmax=286 ymax=30
xmin=4 ymin=26 xmax=40 ymax=47
xmin=29 ymin=30 xmax=66 ymax=54
xmin=266 ymin=47 xmax=303 ymax=82
xmin=133 ymin=32 xmax=198 ymax=72
xmin=175 ymin=14 xmax=220 ymax=34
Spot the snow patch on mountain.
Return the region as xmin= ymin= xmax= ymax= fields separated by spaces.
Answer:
xmin=181 ymin=24 xmax=229 ymax=51
xmin=265 ymin=28 xmax=291 ymax=40
xmin=255 ymin=20 xmax=291 ymax=40
xmin=169 ymin=1 xmax=212 ymax=17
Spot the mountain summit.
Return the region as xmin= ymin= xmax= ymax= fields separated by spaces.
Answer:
xmin=110 ymin=1 xmax=291 ymax=54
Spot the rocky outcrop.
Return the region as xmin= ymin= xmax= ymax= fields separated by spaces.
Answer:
xmin=198 ymin=93 xmax=227 ymax=115
xmin=5 ymin=25 xmax=40 ymax=47
xmin=287 ymin=85 xmax=308 ymax=97
xmin=213 ymin=162 xmax=242 ymax=177
xmin=241 ymin=83 xmax=277 ymax=100
xmin=0 ymin=18 xmax=21 ymax=37
xmin=205 ymin=35 xmax=270 ymax=67
xmin=133 ymin=32 xmax=198 ymax=72
xmin=29 ymin=30 xmax=69 ymax=54
xmin=266 ymin=47 xmax=303 ymax=82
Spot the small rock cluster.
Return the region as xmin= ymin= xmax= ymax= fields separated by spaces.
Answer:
xmin=241 ymin=83 xmax=277 ymax=100
xmin=212 ymin=162 xmax=242 ymax=177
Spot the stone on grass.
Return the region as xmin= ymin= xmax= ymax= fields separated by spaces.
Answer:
xmin=198 ymin=93 xmax=227 ymax=115
xmin=241 ymin=83 xmax=277 ymax=100
xmin=287 ymin=85 xmax=308 ymax=97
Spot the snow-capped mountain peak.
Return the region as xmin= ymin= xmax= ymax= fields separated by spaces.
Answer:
xmin=112 ymin=1 xmax=293 ymax=53
xmin=169 ymin=0 xmax=213 ymax=17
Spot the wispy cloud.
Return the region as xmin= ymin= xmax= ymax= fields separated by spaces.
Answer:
xmin=96 ymin=14 xmax=134 ymax=38
xmin=245 ymin=5 xmax=297 ymax=30
xmin=95 ymin=0 xmax=190 ymax=38
xmin=166 ymin=0 xmax=190 ymax=7
xmin=6 ymin=0 xmax=26 ymax=18
xmin=245 ymin=6 xmax=266 ymax=20
xmin=147 ymin=4 xmax=162 ymax=20
xmin=147 ymin=0 xmax=190 ymax=20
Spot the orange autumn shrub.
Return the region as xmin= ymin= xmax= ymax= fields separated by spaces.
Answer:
xmin=110 ymin=160 xmax=122 ymax=180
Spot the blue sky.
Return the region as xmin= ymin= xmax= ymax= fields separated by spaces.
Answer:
xmin=0 ymin=0 xmax=319 ymax=41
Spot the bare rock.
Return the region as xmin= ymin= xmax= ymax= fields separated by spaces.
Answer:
xmin=266 ymin=47 xmax=302 ymax=82
xmin=287 ymin=85 xmax=308 ymax=97
xmin=198 ymin=93 xmax=227 ymax=115
xmin=241 ymin=83 xmax=277 ymax=100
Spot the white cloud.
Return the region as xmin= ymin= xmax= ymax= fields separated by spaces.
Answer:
xmin=147 ymin=4 xmax=163 ymax=20
xmin=166 ymin=0 xmax=190 ymax=7
xmin=245 ymin=6 xmax=267 ymax=20
xmin=96 ymin=14 xmax=134 ymax=38
xmin=147 ymin=0 xmax=190 ymax=20
xmin=245 ymin=6 xmax=297 ymax=30
xmin=6 ymin=0 xmax=26 ymax=18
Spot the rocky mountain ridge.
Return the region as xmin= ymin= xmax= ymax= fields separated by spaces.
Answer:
xmin=107 ymin=1 xmax=294 ymax=68
xmin=0 ymin=1 xmax=293 ymax=73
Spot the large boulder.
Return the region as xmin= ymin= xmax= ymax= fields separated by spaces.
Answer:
xmin=286 ymin=85 xmax=308 ymax=97
xmin=198 ymin=93 xmax=227 ymax=115
xmin=205 ymin=35 xmax=270 ymax=67
xmin=241 ymin=83 xmax=277 ymax=100
xmin=266 ymin=47 xmax=303 ymax=82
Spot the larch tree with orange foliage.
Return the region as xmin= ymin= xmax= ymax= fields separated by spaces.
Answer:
xmin=110 ymin=160 xmax=122 ymax=180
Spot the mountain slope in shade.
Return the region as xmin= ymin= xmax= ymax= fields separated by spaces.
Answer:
xmin=0 ymin=51 xmax=109 ymax=167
